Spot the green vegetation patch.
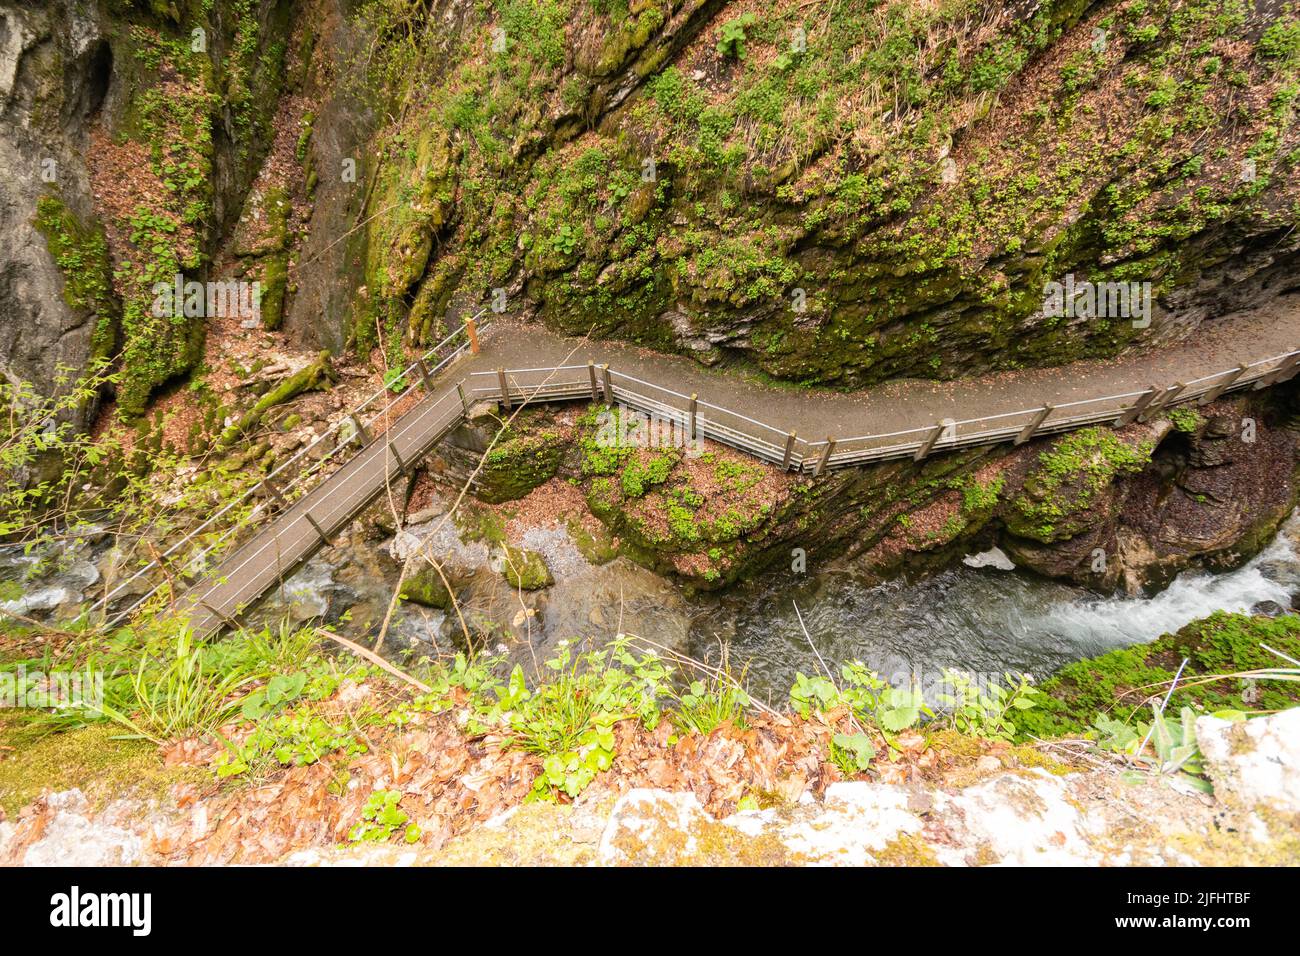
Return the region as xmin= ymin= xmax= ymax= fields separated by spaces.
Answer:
xmin=1017 ymin=611 xmax=1300 ymax=739
xmin=1007 ymin=427 xmax=1155 ymax=542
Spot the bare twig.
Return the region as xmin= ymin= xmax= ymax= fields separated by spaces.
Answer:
xmin=315 ymin=627 xmax=431 ymax=694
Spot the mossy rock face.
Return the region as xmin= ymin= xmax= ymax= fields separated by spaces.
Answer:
xmin=1016 ymin=611 xmax=1300 ymax=740
xmin=349 ymin=0 xmax=1300 ymax=385
xmin=501 ymin=546 xmax=553 ymax=590
xmin=1005 ymin=426 xmax=1158 ymax=543
xmin=400 ymin=566 xmax=453 ymax=609
xmin=475 ymin=430 xmax=567 ymax=503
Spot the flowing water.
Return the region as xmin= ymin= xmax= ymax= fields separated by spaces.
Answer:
xmin=690 ymin=515 xmax=1300 ymax=702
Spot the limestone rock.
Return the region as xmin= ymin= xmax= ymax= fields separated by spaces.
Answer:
xmin=1197 ymin=708 xmax=1300 ymax=817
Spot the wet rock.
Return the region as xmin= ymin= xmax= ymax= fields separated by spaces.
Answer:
xmin=1 ymin=585 xmax=75 ymax=615
xmin=962 ymin=546 xmax=1015 ymax=571
xmin=498 ymin=546 xmax=552 ymax=591
xmin=399 ymin=566 xmax=453 ymax=609
xmin=1250 ymin=600 xmax=1287 ymax=617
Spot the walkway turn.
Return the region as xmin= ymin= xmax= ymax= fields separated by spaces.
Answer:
xmin=173 ymin=296 xmax=1300 ymax=638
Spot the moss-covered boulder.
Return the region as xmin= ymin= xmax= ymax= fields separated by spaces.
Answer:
xmin=1005 ymin=426 xmax=1160 ymax=543
xmin=475 ymin=429 xmax=567 ymax=503
xmin=399 ymin=565 xmax=454 ymax=609
xmin=501 ymin=547 xmax=553 ymax=590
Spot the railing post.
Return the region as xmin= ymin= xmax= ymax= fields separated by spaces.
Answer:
xmin=457 ymin=382 xmax=470 ymax=415
xmin=303 ymin=511 xmax=333 ymax=546
xmin=588 ymin=361 xmax=599 ymax=402
xmin=1141 ymin=382 xmax=1185 ymax=421
xmin=1255 ymin=353 xmax=1300 ymax=389
xmin=601 ymin=364 xmax=613 ymax=405
xmin=388 ymin=441 xmax=409 ymax=477
xmin=1114 ymin=386 xmax=1159 ymax=427
xmin=497 ymin=367 xmax=512 ymax=410
xmin=814 ymin=437 xmax=836 ymax=477
xmin=689 ymin=393 xmax=698 ymax=440
xmin=260 ymin=478 xmax=289 ymax=509
xmin=1015 ymin=404 xmax=1054 ymax=446
xmin=782 ymin=431 xmax=797 ymax=471
xmin=1200 ymin=364 xmax=1246 ymax=404
xmin=415 ymin=355 xmax=435 ymax=392
xmin=465 ymin=316 xmax=480 ymax=354
xmin=348 ymin=413 xmax=372 ymax=446
xmin=914 ymin=421 xmax=945 ymax=462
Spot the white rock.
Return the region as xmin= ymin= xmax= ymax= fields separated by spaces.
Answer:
xmin=1197 ymin=708 xmax=1300 ymax=815
xmin=23 ymin=808 xmax=142 ymax=867
xmin=597 ymin=789 xmax=709 ymax=864
xmin=779 ymin=783 xmax=924 ymax=865
xmin=939 ymin=771 xmax=1098 ymax=865
xmin=962 ymin=546 xmax=1016 ymax=571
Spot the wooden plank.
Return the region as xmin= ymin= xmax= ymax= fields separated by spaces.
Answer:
xmin=1140 ymin=382 xmax=1185 ymax=421
xmin=601 ymin=364 xmax=613 ymax=405
xmin=782 ymin=431 xmax=797 ymax=470
xmin=1255 ymin=353 xmax=1300 ymax=389
xmin=814 ymin=438 xmax=836 ymax=477
xmin=588 ymin=361 xmax=599 ymax=401
xmin=465 ymin=317 xmax=480 ymax=354
xmin=498 ymin=368 xmax=512 ymax=410
xmin=1200 ymin=365 xmax=1247 ymax=404
xmin=303 ymin=511 xmax=333 ymax=546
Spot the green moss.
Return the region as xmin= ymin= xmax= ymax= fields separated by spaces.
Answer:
xmin=400 ymin=566 xmax=453 ymax=609
xmin=217 ymin=351 xmax=335 ymax=447
xmin=476 ymin=421 xmax=566 ymax=503
xmin=501 ymin=546 xmax=553 ymax=590
xmin=0 ymin=719 xmax=203 ymax=817
xmin=257 ymin=186 xmax=292 ymax=331
xmin=1007 ymin=427 xmax=1154 ymax=542
xmin=1017 ymin=611 xmax=1300 ymax=739
xmin=32 ymin=196 xmax=119 ymax=362
xmin=1166 ymin=406 xmax=1205 ymax=433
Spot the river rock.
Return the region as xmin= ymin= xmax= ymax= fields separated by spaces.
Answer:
xmin=1249 ymin=600 xmax=1287 ymax=617
xmin=962 ymin=546 xmax=1016 ymax=571
xmin=498 ymin=547 xmax=552 ymax=590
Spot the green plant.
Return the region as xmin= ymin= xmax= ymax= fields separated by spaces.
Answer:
xmin=716 ymin=13 xmax=757 ymax=59
xmin=669 ymin=672 xmax=749 ymax=735
xmin=456 ymin=639 xmax=673 ymax=802
xmin=349 ymin=790 xmax=421 ymax=844
xmin=789 ymin=664 xmax=932 ymax=738
xmin=240 ymin=672 xmax=308 ymax=720
xmin=936 ymin=669 xmax=1038 ymax=741
xmin=216 ymin=708 xmax=367 ymax=778
xmin=101 ymin=629 xmax=259 ymax=744
xmin=828 ymin=732 xmax=876 ymax=775
xmin=1093 ymin=704 xmax=1244 ymax=794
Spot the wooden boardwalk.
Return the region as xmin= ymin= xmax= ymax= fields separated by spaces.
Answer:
xmin=123 ymin=301 xmax=1300 ymax=639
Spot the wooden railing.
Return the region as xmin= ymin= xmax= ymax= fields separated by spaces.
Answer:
xmin=470 ymin=349 xmax=1300 ymax=475
xmin=99 ymin=312 xmax=491 ymax=628
xmin=103 ymin=328 xmax=1299 ymax=631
